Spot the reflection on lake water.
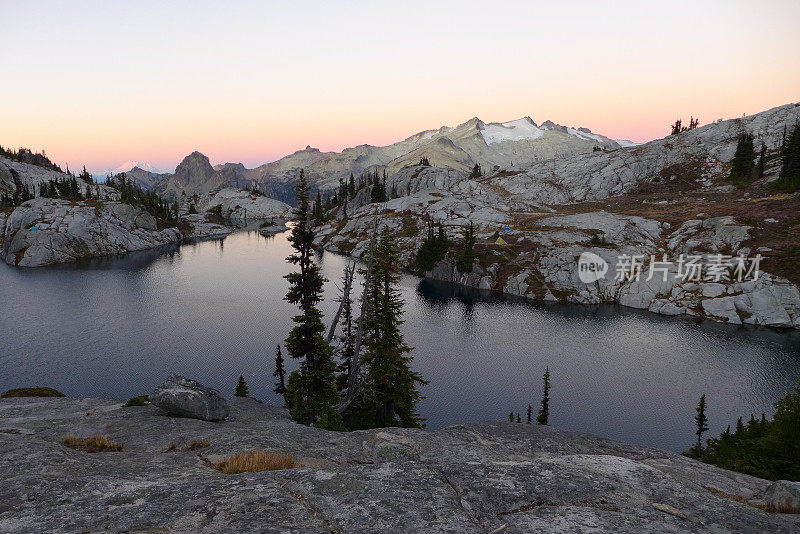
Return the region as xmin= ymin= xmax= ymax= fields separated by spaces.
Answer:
xmin=2 ymin=229 xmax=799 ymax=452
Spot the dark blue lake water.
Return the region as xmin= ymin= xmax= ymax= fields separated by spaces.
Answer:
xmin=2 ymin=228 xmax=799 ymax=452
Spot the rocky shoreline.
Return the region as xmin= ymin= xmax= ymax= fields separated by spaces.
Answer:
xmin=1 ymin=394 xmax=798 ymax=533
xmin=0 ymin=198 xmax=231 ymax=267
xmin=316 ymin=209 xmax=800 ymax=330
xmin=315 ymin=104 xmax=800 ymax=330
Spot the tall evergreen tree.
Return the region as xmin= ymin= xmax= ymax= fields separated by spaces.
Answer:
xmin=235 ymin=375 xmax=249 ymax=397
xmin=347 ymin=225 xmax=428 ymax=428
xmin=527 ymin=404 xmax=533 ymax=424
xmin=336 ymin=267 xmax=356 ymax=391
xmin=273 ymin=345 xmax=287 ymax=400
xmin=348 ymin=173 xmax=356 ymax=198
xmin=456 ymin=221 xmax=476 ymax=273
xmin=756 ymin=142 xmax=766 ymax=179
xmin=776 ymin=123 xmax=800 ymax=192
xmin=416 ymin=221 xmax=451 ymax=271
xmin=314 ymin=190 xmax=324 ymax=224
xmin=695 ymin=394 xmax=709 ymax=451
xmin=283 ymin=170 xmax=342 ymax=429
xmin=537 ymin=368 xmax=550 ymax=425
xmin=369 ymin=170 xmax=387 ymax=203
xmin=728 ymin=133 xmax=756 ymax=184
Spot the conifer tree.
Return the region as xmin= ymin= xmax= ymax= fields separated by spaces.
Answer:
xmin=469 ymin=163 xmax=481 ymax=179
xmin=728 ymin=133 xmax=756 ymax=184
xmin=516 ymin=413 xmax=521 ymax=423
xmin=695 ymin=394 xmax=709 ymax=451
xmin=416 ymin=221 xmax=451 ymax=271
xmin=235 ymin=375 xmax=249 ymax=397
xmin=527 ymin=404 xmax=532 ymax=424
xmin=756 ymin=143 xmax=766 ymax=179
xmin=273 ymin=345 xmax=287 ymax=400
xmin=456 ymin=221 xmax=476 ymax=273
xmin=369 ymin=170 xmax=387 ymax=203
xmin=776 ymin=123 xmax=800 ymax=192
xmin=348 ymin=173 xmax=356 ymax=198
xmin=537 ymin=368 xmax=550 ymax=425
xmin=283 ymin=170 xmax=342 ymax=429
xmin=509 ymin=412 xmax=514 ymax=423
xmin=347 ymin=225 xmax=428 ymax=428
xmin=314 ymin=190 xmax=324 ymax=224
xmin=78 ymin=165 xmax=93 ymax=184
xmin=336 ymin=267 xmax=356 ymax=391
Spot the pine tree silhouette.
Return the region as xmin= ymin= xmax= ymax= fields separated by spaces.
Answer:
xmin=695 ymin=394 xmax=709 ymax=451
xmin=537 ymin=368 xmax=550 ymax=425
xmin=235 ymin=375 xmax=249 ymax=397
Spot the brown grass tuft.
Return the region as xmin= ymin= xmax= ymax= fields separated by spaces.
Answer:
xmin=704 ymin=486 xmax=799 ymax=514
xmin=188 ymin=439 xmax=211 ymax=451
xmin=212 ymin=449 xmax=297 ymax=474
xmin=62 ymin=434 xmax=124 ymax=452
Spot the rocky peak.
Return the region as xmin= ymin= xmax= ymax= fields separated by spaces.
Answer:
xmin=174 ymin=151 xmax=215 ymax=181
xmin=457 ymin=117 xmax=485 ymax=131
xmin=540 ymin=120 xmax=568 ymax=133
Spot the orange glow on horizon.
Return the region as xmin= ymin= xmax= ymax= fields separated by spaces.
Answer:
xmin=2 ymin=1 xmax=798 ymax=172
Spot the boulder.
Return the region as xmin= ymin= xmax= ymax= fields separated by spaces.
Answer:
xmin=764 ymin=480 xmax=800 ymax=513
xmin=150 ymin=375 xmax=229 ymax=422
xmin=203 ymin=188 xmax=292 ymax=224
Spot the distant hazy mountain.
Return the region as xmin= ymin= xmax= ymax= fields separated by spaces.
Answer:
xmin=92 ymin=160 xmax=165 ymax=182
xmin=129 ymin=116 xmax=634 ymax=203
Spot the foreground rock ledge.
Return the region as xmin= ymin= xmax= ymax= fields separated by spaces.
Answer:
xmin=0 ymin=397 xmax=797 ymax=533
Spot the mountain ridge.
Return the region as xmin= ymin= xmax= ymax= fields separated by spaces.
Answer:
xmin=125 ymin=114 xmax=633 ymax=203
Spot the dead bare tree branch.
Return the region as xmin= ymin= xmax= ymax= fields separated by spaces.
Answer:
xmin=335 ymin=208 xmax=379 ymax=413
xmin=326 ymin=262 xmax=355 ymax=344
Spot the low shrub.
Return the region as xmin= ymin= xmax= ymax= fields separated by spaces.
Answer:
xmin=62 ymin=434 xmax=124 ymax=452
xmin=1 ymin=387 xmax=65 ymax=398
xmin=213 ymin=449 xmax=297 ymax=474
xmin=122 ymin=395 xmax=149 ymax=407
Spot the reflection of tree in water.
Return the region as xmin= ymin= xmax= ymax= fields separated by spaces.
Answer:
xmin=416 ymin=279 xmax=495 ymax=320
xmin=59 ymin=242 xmax=183 ymax=272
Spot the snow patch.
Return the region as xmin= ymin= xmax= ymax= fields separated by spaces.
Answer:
xmin=481 ymin=118 xmax=544 ymax=145
xmin=615 ymin=139 xmax=640 ymax=148
xmin=566 ymin=128 xmax=606 ymax=143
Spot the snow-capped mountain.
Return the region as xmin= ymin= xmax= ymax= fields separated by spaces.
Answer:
xmin=92 ymin=161 xmax=165 ymax=180
xmin=480 ymin=117 xmax=545 ymax=145
xmin=130 ymin=115 xmax=638 ymax=202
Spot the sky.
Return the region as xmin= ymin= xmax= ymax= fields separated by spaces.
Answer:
xmin=2 ymin=0 xmax=799 ymax=173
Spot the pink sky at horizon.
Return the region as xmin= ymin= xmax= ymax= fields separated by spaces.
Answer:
xmin=2 ymin=1 xmax=799 ymax=173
